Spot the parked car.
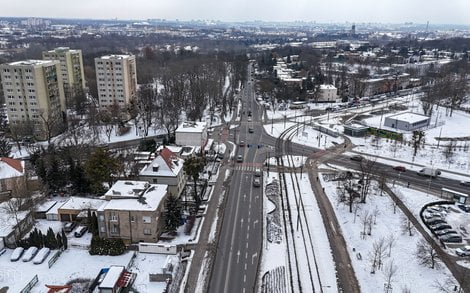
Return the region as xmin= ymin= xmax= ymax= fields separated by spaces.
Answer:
xmin=350 ymin=155 xmax=364 ymax=162
xmin=10 ymin=247 xmax=24 ymax=262
xmin=33 ymin=248 xmax=50 ymax=264
xmin=457 ymin=204 xmax=470 ymax=213
xmin=426 ymin=206 xmax=445 ymax=213
xmin=64 ymin=222 xmax=77 ymax=233
xmin=253 ymin=178 xmax=261 ymax=187
xmin=434 ymin=229 xmax=458 ymax=237
xmin=22 ymin=247 xmax=39 ymax=262
xmin=237 ymin=155 xmax=243 ymax=162
xmin=430 ymin=223 xmax=452 ymax=231
xmin=456 ymin=246 xmax=470 ymax=257
xmin=460 ymin=181 xmax=470 ymax=187
xmin=74 ymin=226 xmax=88 ymax=238
xmin=425 ymin=218 xmax=446 ymax=225
xmin=440 ymin=234 xmax=463 ymax=243
xmin=423 ymin=212 xmax=443 ymax=220
xmin=393 ymin=166 xmax=406 ymax=172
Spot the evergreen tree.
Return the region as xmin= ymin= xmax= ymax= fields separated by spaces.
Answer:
xmin=62 ymin=229 xmax=68 ymax=250
xmin=183 ymin=156 xmax=206 ymax=207
xmin=56 ymin=232 xmax=63 ymax=249
xmin=0 ymin=134 xmax=12 ymax=157
xmin=85 ymin=148 xmax=122 ymax=193
xmin=164 ymin=194 xmax=182 ymax=233
xmin=47 ymin=227 xmax=58 ymax=249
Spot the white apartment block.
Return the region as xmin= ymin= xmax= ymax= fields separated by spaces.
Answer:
xmin=43 ymin=47 xmax=86 ymax=106
xmin=95 ymin=54 xmax=137 ymax=110
xmin=0 ymin=60 xmax=66 ymax=140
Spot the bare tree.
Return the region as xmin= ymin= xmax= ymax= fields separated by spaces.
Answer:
xmin=38 ymin=109 xmax=63 ymax=144
xmin=386 ymin=234 xmax=397 ymax=257
xmin=415 ymin=239 xmax=439 ymax=269
xmin=359 ymin=158 xmax=376 ymax=203
xmin=361 ymin=210 xmax=370 ymax=239
xmin=383 ymin=259 xmax=398 ymax=293
xmin=369 ymin=237 xmax=387 ymax=273
xmin=0 ymin=185 xmax=35 ymax=243
xmin=401 ymin=214 xmax=414 ymax=236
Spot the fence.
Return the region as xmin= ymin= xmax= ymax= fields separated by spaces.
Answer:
xmin=20 ymin=274 xmax=38 ymax=293
xmin=48 ymin=249 xmax=62 ymax=268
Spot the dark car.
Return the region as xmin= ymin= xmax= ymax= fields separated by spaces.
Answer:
xmin=431 ymin=223 xmax=452 ymax=231
xmin=64 ymin=222 xmax=77 ymax=233
xmin=239 ymin=141 xmax=245 ymax=147
xmin=249 ymin=127 xmax=254 ymax=133
xmin=460 ymin=181 xmax=470 ymax=187
xmin=350 ymin=155 xmax=364 ymax=162
xmin=74 ymin=226 xmax=88 ymax=238
xmin=435 ymin=229 xmax=458 ymax=237
xmin=457 ymin=205 xmax=470 ymax=213
xmin=440 ymin=234 xmax=462 ymax=243
xmin=393 ymin=166 xmax=406 ymax=172
xmin=425 ymin=218 xmax=446 ymax=225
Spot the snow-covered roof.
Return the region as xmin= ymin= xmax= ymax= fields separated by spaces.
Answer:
xmin=8 ymin=59 xmax=57 ymax=67
xmin=0 ymin=157 xmax=24 ymax=180
xmin=387 ymin=112 xmax=430 ymax=124
xmin=99 ymin=184 xmax=168 ymax=212
xmin=35 ymin=200 xmax=57 ymax=213
xmin=0 ymin=200 xmax=30 ymax=237
xmin=99 ymin=54 xmax=133 ymax=60
xmin=139 ymin=148 xmax=184 ymax=178
xmin=99 ymin=266 xmax=124 ymax=289
xmin=58 ymin=197 xmax=106 ymax=211
xmin=319 ymin=84 xmax=337 ymax=90
xmin=175 ymin=121 xmax=206 ymax=133
xmin=156 ymin=145 xmax=183 ymax=154
xmin=104 ymin=181 xmax=150 ymax=198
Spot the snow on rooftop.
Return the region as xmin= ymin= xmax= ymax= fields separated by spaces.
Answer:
xmin=175 ymin=121 xmax=206 ymax=133
xmin=0 ymin=157 xmax=24 ymax=179
xmin=387 ymin=112 xmax=430 ymax=124
xmin=319 ymin=84 xmax=336 ymax=90
xmin=35 ymin=200 xmax=57 ymax=213
xmin=59 ymin=197 xmax=106 ymax=211
xmin=99 ymin=54 xmax=133 ymax=60
xmin=140 ymin=150 xmax=184 ymax=178
xmin=104 ymin=180 xmax=150 ymax=198
xmin=100 ymin=184 xmax=168 ymax=212
xmin=8 ymin=59 xmax=57 ymax=66
xmin=99 ymin=265 xmax=125 ymax=289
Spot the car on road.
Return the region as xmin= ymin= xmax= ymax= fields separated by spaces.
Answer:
xmin=254 ymin=168 xmax=261 ymax=177
xmin=74 ymin=226 xmax=88 ymax=238
xmin=10 ymin=247 xmax=24 ymax=262
xmin=247 ymin=117 xmax=252 ymax=122
xmin=430 ymin=223 xmax=452 ymax=231
xmin=440 ymin=234 xmax=462 ymax=243
xmin=239 ymin=141 xmax=245 ymax=147
xmin=237 ymin=155 xmax=243 ymax=162
xmin=33 ymin=247 xmax=50 ymax=264
xmin=393 ymin=166 xmax=406 ymax=172
xmin=455 ymin=246 xmax=470 ymax=257
xmin=22 ymin=247 xmax=39 ymax=262
xmin=460 ymin=181 xmax=470 ymax=187
xmin=249 ymin=127 xmax=254 ymax=133
xmin=253 ymin=178 xmax=261 ymax=187
xmin=350 ymin=155 xmax=364 ymax=162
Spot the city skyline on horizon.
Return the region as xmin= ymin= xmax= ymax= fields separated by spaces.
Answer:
xmin=2 ymin=0 xmax=470 ymax=26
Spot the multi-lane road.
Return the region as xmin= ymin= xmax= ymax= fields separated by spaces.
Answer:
xmin=205 ymin=64 xmax=470 ymax=293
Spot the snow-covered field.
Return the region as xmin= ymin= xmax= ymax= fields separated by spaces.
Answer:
xmin=320 ymin=174 xmax=456 ymax=292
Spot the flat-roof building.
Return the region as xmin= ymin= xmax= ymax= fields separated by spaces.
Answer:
xmin=384 ymin=112 xmax=430 ymax=131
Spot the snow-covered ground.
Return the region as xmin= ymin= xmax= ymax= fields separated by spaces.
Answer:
xmin=260 ymin=162 xmax=338 ymax=292
xmin=263 ymin=122 xmax=343 ymax=150
xmin=320 ymin=173 xmax=457 ymax=292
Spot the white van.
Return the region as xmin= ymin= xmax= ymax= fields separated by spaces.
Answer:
xmin=33 ymin=247 xmax=51 ymax=264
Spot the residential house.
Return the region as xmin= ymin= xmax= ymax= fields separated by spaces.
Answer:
xmin=57 ymin=196 xmax=106 ymax=222
xmin=0 ymin=157 xmax=25 ymax=200
xmin=175 ymin=121 xmax=208 ymax=149
xmin=317 ymin=84 xmax=338 ymax=102
xmin=0 ymin=199 xmax=34 ymax=248
xmin=97 ymin=182 xmax=169 ymax=244
xmin=139 ymin=147 xmax=186 ymax=197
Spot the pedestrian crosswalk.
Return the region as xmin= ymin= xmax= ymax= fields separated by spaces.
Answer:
xmin=233 ymin=164 xmax=262 ymax=172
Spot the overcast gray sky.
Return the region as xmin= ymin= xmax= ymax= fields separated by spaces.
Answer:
xmin=4 ymin=0 xmax=470 ymax=24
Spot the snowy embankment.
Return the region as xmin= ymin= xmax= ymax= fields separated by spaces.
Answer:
xmin=319 ymin=171 xmax=456 ymax=292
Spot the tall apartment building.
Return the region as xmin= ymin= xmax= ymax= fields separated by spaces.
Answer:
xmin=94 ymin=54 xmax=137 ymax=110
xmin=0 ymin=60 xmax=66 ymax=140
xmin=42 ymin=47 xmax=86 ymax=106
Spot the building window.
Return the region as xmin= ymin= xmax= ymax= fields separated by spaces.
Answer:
xmin=99 ymin=215 xmax=104 ymax=221
xmin=143 ymin=228 xmax=151 ymax=235
xmin=142 ymin=216 xmax=151 ymax=223
xmin=131 ymin=215 xmax=136 ymax=222
xmin=100 ymin=226 xmax=105 ymax=232
xmin=111 ymin=224 xmax=119 ymax=234
xmin=110 ymin=213 xmax=118 ymax=222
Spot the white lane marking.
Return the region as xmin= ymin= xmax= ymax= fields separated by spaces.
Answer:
xmin=237 ymin=250 xmax=240 ymax=263
xmin=253 ymin=220 xmax=258 ymax=227
xmin=246 ymin=242 xmax=248 ymax=249
xmin=244 ymin=274 xmax=246 ymax=282
xmin=240 ymin=218 xmax=244 ymax=227
xmin=252 ymin=253 xmax=258 ymax=264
